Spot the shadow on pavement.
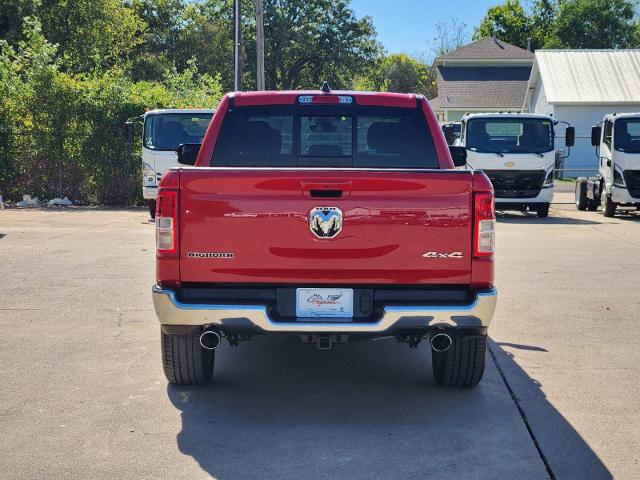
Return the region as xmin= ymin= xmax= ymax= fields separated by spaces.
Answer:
xmin=168 ymin=336 xmax=611 ymax=479
xmin=496 ymin=342 xmax=548 ymax=352
xmin=497 ymin=212 xmax=603 ymax=225
xmin=489 ymin=340 xmax=612 ymax=480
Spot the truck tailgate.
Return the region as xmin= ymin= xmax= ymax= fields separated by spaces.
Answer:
xmin=179 ymin=169 xmax=473 ymax=284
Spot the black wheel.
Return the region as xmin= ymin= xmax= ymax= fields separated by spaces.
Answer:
xmin=161 ymin=329 xmax=214 ymax=385
xmin=432 ymin=331 xmax=487 ymax=388
xmin=536 ymin=203 xmax=550 ymax=218
xmin=575 ymin=178 xmax=588 ymax=210
xmin=148 ymin=199 xmax=156 ymax=219
xmin=602 ymin=193 xmax=617 ymax=217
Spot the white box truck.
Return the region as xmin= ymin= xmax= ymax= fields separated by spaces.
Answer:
xmin=126 ymin=109 xmax=214 ymax=218
xmin=446 ymin=113 xmax=574 ymax=217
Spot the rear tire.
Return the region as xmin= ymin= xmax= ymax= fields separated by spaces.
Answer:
xmin=602 ymin=193 xmax=617 ymax=217
xmin=149 ymin=199 xmax=156 ymax=219
xmin=161 ymin=329 xmax=214 ymax=385
xmin=575 ymin=178 xmax=588 ymax=210
xmin=536 ymin=203 xmax=550 ymax=218
xmin=432 ymin=331 xmax=487 ymax=388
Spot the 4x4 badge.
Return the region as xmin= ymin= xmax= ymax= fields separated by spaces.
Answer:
xmin=422 ymin=251 xmax=463 ymax=259
xmin=309 ymin=206 xmax=342 ymax=238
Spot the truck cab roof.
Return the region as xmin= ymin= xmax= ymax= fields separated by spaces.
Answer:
xmin=602 ymin=112 xmax=640 ymax=122
xmin=229 ymin=90 xmax=422 ymax=108
xmin=144 ymin=108 xmax=216 ymax=117
xmin=461 ymin=112 xmax=555 ymax=123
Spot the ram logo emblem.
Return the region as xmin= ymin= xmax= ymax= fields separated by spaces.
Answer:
xmin=309 ymin=207 xmax=342 ymax=238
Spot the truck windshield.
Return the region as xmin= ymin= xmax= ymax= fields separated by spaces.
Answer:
xmin=466 ymin=118 xmax=553 ymax=154
xmin=614 ymin=119 xmax=640 ymax=152
xmin=143 ymin=113 xmax=213 ymax=151
xmin=212 ymin=105 xmax=439 ymax=168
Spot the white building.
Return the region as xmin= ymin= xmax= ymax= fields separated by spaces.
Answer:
xmin=523 ymin=50 xmax=640 ymax=175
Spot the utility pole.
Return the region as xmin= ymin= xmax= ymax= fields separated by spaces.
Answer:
xmin=233 ymin=0 xmax=242 ymax=91
xmin=255 ymin=0 xmax=265 ymax=90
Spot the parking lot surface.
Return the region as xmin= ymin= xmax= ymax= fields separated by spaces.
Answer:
xmin=0 ymin=193 xmax=638 ymax=479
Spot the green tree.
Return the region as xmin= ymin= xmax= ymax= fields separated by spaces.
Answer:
xmin=0 ymin=0 xmax=38 ymax=44
xmin=177 ymin=0 xmax=234 ymax=90
xmin=130 ymin=0 xmax=187 ymax=81
xmin=530 ymin=0 xmax=558 ymax=49
xmin=474 ymin=0 xmax=532 ymax=49
xmin=545 ymin=0 xmax=638 ymax=49
xmin=37 ymin=0 xmax=145 ymax=72
xmin=0 ymin=17 xmax=223 ymax=204
xmin=354 ymin=54 xmax=436 ymax=98
xmin=248 ymin=0 xmax=381 ymax=90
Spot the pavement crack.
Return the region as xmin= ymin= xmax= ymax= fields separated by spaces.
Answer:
xmin=489 ymin=343 xmax=555 ymax=480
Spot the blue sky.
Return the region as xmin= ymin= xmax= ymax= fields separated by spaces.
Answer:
xmin=350 ymin=0 xmax=497 ymax=57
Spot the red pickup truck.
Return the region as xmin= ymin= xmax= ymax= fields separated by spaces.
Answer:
xmin=152 ymin=87 xmax=497 ymax=388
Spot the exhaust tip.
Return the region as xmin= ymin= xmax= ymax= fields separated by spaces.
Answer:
xmin=430 ymin=333 xmax=452 ymax=352
xmin=199 ymin=330 xmax=221 ymax=350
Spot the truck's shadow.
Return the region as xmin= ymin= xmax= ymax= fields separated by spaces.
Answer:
xmin=168 ymin=336 xmax=611 ymax=479
xmin=496 ymin=212 xmax=603 ymax=225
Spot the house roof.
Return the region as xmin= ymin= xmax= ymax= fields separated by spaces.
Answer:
xmin=437 ymin=37 xmax=534 ymax=62
xmin=431 ymin=66 xmax=532 ymax=110
xmin=526 ymin=50 xmax=640 ymax=106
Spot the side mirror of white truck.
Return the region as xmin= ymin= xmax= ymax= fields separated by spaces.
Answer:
xmin=442 ymin=125 xmax=455 ymax=145
xmin=565 ymin=127 xmax=575 ymax=147
xmin=449 ymin=146 xmax=467 ymax=167
xmin=124 ymin=121 xmax=135 ymax=144
xmin=591 ymin=126 xmax=601 ymax=146
xmin=177 ymin=143 xmax=201 ymax=166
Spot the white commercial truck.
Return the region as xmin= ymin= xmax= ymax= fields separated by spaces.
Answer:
xmin=126 ymin=109 xmax=214 ymax=218
xmin=576 ymin=113 xmax=640 ymax=217
xmin=446 ymin=113 xmax=574 ymax=217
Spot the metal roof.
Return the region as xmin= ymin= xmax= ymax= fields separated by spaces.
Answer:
xmin=528 ymin=50 xmax=640 ymax=105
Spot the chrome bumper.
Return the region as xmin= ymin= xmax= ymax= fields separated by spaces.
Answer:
xmin=152 ymin=286 xmax=497 ymax=333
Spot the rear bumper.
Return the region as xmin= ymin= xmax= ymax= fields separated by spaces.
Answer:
xmin=152 ymin=285 xmax=497 ymax=332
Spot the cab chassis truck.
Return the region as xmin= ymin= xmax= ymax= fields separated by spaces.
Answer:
xmin=576 ymin=113 xmax=640 ymax=217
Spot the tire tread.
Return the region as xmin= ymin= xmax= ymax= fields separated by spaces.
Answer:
xmin=432 ymin=332 xmax=487 ymax=388
xmin=161 ymin=330 xmax=214 ymax=385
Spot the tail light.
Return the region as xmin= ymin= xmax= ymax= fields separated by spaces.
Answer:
xmin=156 ymin=190 xmax=178 ymax=255
xmin=474 ymin=192 xmax=495 ymax=257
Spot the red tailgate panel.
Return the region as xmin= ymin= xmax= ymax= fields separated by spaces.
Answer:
xmin=179 ymin=169 xmax=473 ymax=285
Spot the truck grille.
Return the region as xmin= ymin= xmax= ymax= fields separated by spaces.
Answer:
xmin=483 ymin=170 xmax=546 ymax=199
xmin=623 ymin=170 xmax=640 ymax=198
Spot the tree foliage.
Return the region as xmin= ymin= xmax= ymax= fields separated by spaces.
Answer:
xmin=546 ymin=0 xmax=638 ymax=49
xmin=474 ymin=0 xmax=640 ymax=50
xmin=475 ymin=0 xmax=532 ymax=49
xmin=354 ymin=54 xmax=436 ymax=98
xmin=0 ymin=18 xmax=222 ymax=203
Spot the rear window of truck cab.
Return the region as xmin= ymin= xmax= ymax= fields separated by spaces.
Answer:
xmin=211 ymin=104 xmax=439 ymax=168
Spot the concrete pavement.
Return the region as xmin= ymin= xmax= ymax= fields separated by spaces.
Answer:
xmin=0 ymin=196 xmax=638 ymax=479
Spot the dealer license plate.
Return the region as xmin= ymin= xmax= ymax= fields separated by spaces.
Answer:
xmin=295 ymin=288 xmax=354 ymax=318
